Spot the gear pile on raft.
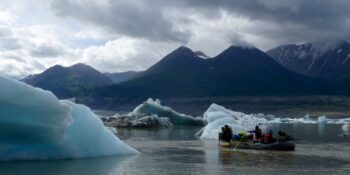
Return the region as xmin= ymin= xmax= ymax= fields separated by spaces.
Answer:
xmin=219 ymin=125 xmax=295 ymax=151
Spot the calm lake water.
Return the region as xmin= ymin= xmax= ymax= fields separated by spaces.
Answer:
xmin=0 ymin=124 xmax=349 ymax=175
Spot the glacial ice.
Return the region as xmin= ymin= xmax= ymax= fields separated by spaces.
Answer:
xmin=317 ymin=116 xmax=328 ymax=124
xmin=0 ymin=75 xmax=137 ymax=161
xmin=130 ymin=98 xmax=206 ymax=126
xmin=198 ymin=104 xmax=265 ymax=140
xmin=104 ymin=114 xmax=173 ymax=128
xmin=198 ymin=103 xmax=350 ymax=140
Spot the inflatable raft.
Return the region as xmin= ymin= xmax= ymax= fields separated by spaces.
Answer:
xmin=220 ymin=141 xmax=295 ymax=151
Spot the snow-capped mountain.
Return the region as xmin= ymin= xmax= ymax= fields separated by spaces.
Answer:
xmin=267 ymin=40 xmax=350 ymax=79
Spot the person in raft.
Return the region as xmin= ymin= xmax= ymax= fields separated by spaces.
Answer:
xmin=254 ymin=125 xmax=262 ymax=140
xmin=219 ymin=125 xmax=234 ymax=142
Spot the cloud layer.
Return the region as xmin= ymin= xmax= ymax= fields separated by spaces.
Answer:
xmin=0 ymin=0 xmax=350 ymax=77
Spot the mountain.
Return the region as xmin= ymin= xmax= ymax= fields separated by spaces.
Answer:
xmin=23 ymin=63 xmax=113 ymax=98
xmin=103 ymin=46 xmax=209 ymax=97
xmin=267 ymin=40 xmax=350 ymax=80
xmin=104 ymin=71 xmax=139 ymax=83
xmin=88 ymin=45 xmax=325 ymax=104
xmin=203 ymin=45 xmax=323 ymax=95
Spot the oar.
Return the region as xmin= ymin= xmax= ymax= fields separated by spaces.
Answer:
xmin=233 ymin=140 xmax=241 ymax=151
xmin=233 ymin=135 xmax=246 ymax=151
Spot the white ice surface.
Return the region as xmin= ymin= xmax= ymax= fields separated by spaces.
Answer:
xmin=130 ymin=98 xmax=206 ymax=126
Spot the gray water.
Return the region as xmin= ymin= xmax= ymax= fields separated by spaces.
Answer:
xmin=0 ymin=124 xmax=349 ymax=175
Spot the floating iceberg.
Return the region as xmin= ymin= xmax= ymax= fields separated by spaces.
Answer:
xmin=0 ymin=75 xmax=137 ymax=161
xmin=317 ymin=116 xmax=328 ymax=124
xmin=104 ymin=115 xmax=173 ymax=128
xmin=130 ymin=98 xmax=206 ymax=126
xmin=342 ymin=124 xmax=350 ymax=132
xmin=198 ymin=104 xmax=265 ymax=140
xmin=198 ymin=103 xmax=350 ymax=140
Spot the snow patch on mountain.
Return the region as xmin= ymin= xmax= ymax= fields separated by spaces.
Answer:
xmin=195 ymin=51 xmax=211 ymax=59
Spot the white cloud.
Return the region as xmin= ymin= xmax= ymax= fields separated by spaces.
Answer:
xmin=80 ymin=37 xmax=178 ymax=73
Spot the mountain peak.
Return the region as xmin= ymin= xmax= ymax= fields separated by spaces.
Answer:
xmin=70 ymin=63 xmax=92 ymax=69
xmin=71 ymin=63 xmax=88 ymax=67
xmin=49 ymin=64 xmax=64 ymax=69
xmin=217 ymin=45 xmax=261 ymax=58
xmin=22 ymin=63 xmax=113 ymax=98
xmin=163 ymin=46 xmax=197 ymax=60
xmin=173 ymin=45 xmax=194 ymax=54
xmin=228 ymin=44 xmax=256 ymax=50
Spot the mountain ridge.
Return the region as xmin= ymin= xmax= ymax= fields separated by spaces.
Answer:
xmin=88 ymin=45 xmax=327 ymax=104
xmin=267 ymin=40 xmax=350 ymax=79
xmin=22 ymin=63 xmax=113 ymax=98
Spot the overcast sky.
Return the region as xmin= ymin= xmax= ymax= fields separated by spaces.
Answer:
xmin=1 ymin=0 xmax=349 ymax=77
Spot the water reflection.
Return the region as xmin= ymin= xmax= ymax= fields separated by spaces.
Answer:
xmin=0 ymin=155 xmax=133 ymax=175
xmin=0 ymin=125 xmax=349 ymax=175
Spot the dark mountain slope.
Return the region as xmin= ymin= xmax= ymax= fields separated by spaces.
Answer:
xmin=89 ymin=45 xmax=327 ymax=103
xmin=23 ymin=63 xmax=113 ymax=98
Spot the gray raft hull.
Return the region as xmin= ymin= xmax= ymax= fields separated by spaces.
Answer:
xmin=220 ymin=141 xmax=295 ymax=151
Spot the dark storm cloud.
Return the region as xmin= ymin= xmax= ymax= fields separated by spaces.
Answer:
xmin=180 ymin=0 xmax=350 ymax=42
xmin=50 ymin=0 xmax=350 ymax=48
xmin=51 ymin=0 xmax=189 ymax=43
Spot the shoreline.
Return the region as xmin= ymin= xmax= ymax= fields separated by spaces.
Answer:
xmin=79 ymin=95 xmax=350 ymax=118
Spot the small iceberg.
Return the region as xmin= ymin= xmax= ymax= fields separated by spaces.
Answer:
xmin=197 ymin=103 xmax=350 ymax=140
xmin=317 ymin=116 xmax=328 ymax=124
xmin=198 ymin=104 xmax=265 ymax=140
xmin=0 ymin=75 xmax=137 ymax=161
xmin=129 ymin=98 xmax=206 ymax=126
xmin=104 ymin=114 xmax=173 ymax=128
xmin=342 ymin=124 xmax=350 ymax=132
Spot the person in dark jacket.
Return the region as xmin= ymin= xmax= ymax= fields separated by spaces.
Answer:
xmin=219 ymin=127 xmax=225 ymax=141
xmin=254 ymin=125 xmax=262 ymax=140
xmin=219 ymin=125 xmax=233 ymax=142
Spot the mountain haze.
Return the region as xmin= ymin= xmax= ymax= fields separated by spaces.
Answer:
xmin=104 ymin=71 xmax=139 ymax=83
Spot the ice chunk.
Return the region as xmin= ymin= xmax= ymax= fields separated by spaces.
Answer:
xmin=0 ymin=75 xmax=137 ymax=161
xmin=197 ymin=103 xmax=350 ymax=140
xmin=199 ymin=104 xmax=266 ymax=140
xmin=131 ymin=98 xmax=206 ymax=126
xmin=342 ymin=124 xmax=350 ymax=132
xmin=317 ymin=116 xmax=328 ymax=124
xmin=104 ymin=114 xmax=173 ymax=128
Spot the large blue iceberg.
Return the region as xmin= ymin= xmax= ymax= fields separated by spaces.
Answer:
xmin=0 ymin=75 xmax=137 ymax=161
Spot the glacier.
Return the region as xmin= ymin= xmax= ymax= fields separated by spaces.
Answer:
xmin=130 ymin=98 xmax=206 ymax=126
xmin=198 ymin=103 xmax=350 ymax=140
xmin=0 ymin=75 xmax=137 ymax=161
